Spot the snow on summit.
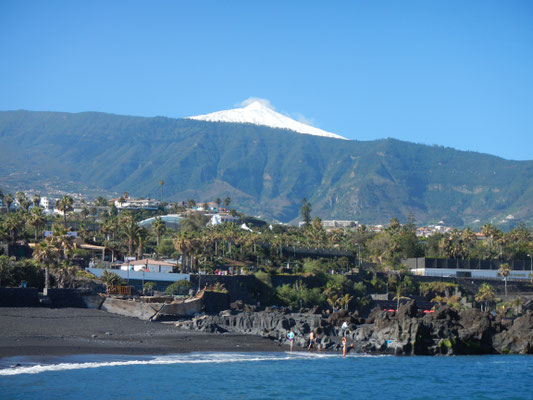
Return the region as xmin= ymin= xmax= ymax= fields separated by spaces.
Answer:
xmin=188 ymin=101 xmax=347 ymax=140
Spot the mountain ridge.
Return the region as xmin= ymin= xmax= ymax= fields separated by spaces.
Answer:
xmin=0 ymin=110 xmax=531 ymax=227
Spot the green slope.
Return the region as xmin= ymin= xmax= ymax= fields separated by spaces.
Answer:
xmin=0 ymin=110 xmax=531 ymax=226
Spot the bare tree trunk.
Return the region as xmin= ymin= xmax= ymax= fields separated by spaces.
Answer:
xmin=504 ymin=278 xmax=507 ymax=296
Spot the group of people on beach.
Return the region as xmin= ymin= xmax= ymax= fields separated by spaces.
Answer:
xmin=286 ymin=320 xmax=352 ymax=357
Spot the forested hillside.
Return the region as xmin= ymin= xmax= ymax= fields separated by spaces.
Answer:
xmin=1 ymin=110 xmax=532 ymax=226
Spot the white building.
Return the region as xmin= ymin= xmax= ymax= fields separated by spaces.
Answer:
xmin=321 ymin=220 xmax=360 ymax=229
xmin=113 ymin=198 xmax=160 ymax=211
xmin=120 ymin=259 xmax=175 ymax=273
xmin=208 ymin=213 xmax=239 ymax=226
xmin=40 ymin=197 xmax=57 ymax=215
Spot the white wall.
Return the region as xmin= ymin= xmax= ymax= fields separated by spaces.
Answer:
xmin=411 ymin=268 xmax=531 ymax=280
xmin=88 ymin=268 xmax=190 ymax=282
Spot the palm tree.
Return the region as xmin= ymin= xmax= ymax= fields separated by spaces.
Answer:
xmin=498 ymin=263 xmax=512 ymax=296
xmin=53 ymin=261 xmax=77 ymax=288
xmin=307 ymin=217 xmax=326 ymax=247
xmin=338 ymin=293 xmax=354 ymax=311
xmin=101 ymin=270 xmax=124 ymax=288
xmin=102 ymin=216 xmax=119 ymax=240
xmin=55 ymin=195 xmax=74 ymax=225
xmin=15 ymin=192 xmax=26 ymax=209
xmin=475 ymin=283 xmax=495 ymax=312
xmin=101 ymin=217 xmax=119 ymax=261
xmin=180 ymin=212 xmax=210 ymax=232
xmin=174 ymin=231 xmax=193 ymax=272
xmin=393 ymin=278 xmax=410 ymax=310
xmin=77 ymin=223 xmax=88 ymax=242
xmin=481 ymin=223 xmax=502 ymax=258
xmin=159 ymin=180 xmax=164 ymax=202
xmin=27 ymin=207 xmax=47 ymax=241
xmin=188 ymin=234 xmax=201 ymax=272
xmin=80 ymin=205 xmax=90 ymax=222
xmin=221 ymin=223 xmax=240 ymax=257
xmin=119 ymin=212 xmax=141 ymax=257
xmin=152 ymin=216 xmax=166 ymax=247
xmin=461 ymin=227 xmax=477 ymax=259
xmin=223 ymin=197 xmax=231 ymax=208
xmin=51 ymin=223 xmax=75 ymax=261
xmin=32 ymin=194 xmax=41 ymax=208
xmin=0 ymin=255 xmax=15 ymax=287
xmin=33 ymin=237 xmax=60 ymax=295
xmin=136 ymin=227 xmax=149 ymax=259
xmin=95 ymin=196 xmax=108 ymax=206
xmin=3 ymin=213 xmax=25 ymax=243
xmin=3 ymin=193 xmax=13 ymax=213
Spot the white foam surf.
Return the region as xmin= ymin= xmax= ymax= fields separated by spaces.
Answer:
xmin=0 ymin=351 xmax=390 ymax=376
xmin=0 ymin=352 xmax=292 ymax=376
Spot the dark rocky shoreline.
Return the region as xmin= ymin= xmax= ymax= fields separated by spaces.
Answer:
xmin=176 ymin=300 xmax=533 ymax=355
xmin=1 ymin=299 xmax=531 ymax=359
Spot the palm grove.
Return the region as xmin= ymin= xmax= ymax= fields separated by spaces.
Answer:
xmin=1 ymin=189 xmax=532 ymax=315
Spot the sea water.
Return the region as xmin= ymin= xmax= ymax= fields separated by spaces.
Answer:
xmin=1 ymin=352 xmax=532 ymax=400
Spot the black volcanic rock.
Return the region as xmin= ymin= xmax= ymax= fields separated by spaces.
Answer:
xmin=175 ymin=302 xmax=533 ymax=355
xmin=493 ymin=313 xmax=533 ymax=354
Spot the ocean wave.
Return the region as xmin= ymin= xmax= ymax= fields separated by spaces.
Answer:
xmin=0 ymin=352 xmax=290 ymax=376
xmin=0 ymin=351 xmax=387 ymax=376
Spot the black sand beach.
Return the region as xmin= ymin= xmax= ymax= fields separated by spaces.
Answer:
xmin=0 ymin=308 xmax=286 ymax=358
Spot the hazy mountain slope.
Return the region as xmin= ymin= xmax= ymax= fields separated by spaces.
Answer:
xmin=0 ymin=110 xmax=531 ymax=226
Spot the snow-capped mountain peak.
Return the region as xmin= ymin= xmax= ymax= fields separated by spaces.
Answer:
xmin=187 ymin=101 xmax=347 ymax=140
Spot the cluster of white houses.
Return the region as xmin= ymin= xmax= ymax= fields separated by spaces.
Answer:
xmin=3 ymin=192 xmax=470 ymax=237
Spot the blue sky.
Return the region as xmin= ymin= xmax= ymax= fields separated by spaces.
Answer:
xmin=1 ymin=1 xmax=532 ymax=160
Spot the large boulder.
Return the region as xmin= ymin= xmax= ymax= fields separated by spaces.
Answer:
xmin=493 ymin=313 xmax=533 ymax=354
xmin=455 ymin=308 xmax=496 ymax=354
xmin=351 ymin=303 xmax=502 ymax=356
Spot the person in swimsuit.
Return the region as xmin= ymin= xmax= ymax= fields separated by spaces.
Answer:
xmin=342 ymin=336 xmax=347 ymax=357
xmin=287 ymin=329 xmax=295 ymax=352
xmin=308 ymin=331 xmax=315 ymax=350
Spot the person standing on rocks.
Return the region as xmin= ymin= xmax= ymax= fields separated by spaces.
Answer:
xmin=341 ymin=321 xmax=349 ymax=337
xmin=287 ymin=329 xmax=295 ymax=352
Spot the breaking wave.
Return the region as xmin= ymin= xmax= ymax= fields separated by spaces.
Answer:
xmin=0 ymin=351 xmax=376 ymax=376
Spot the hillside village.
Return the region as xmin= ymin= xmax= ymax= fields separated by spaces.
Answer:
xmin=1 ymin=187 xmax=531 ymax=287
xmin=0 ymin=190 xmax=461 ymax=235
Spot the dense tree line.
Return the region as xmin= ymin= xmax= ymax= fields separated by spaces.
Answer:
xmin=1 ymin=190 xmax=532 ymax=316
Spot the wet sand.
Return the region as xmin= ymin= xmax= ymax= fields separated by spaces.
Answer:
xmin=0 ymin=308 xmax=286 ymax=358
